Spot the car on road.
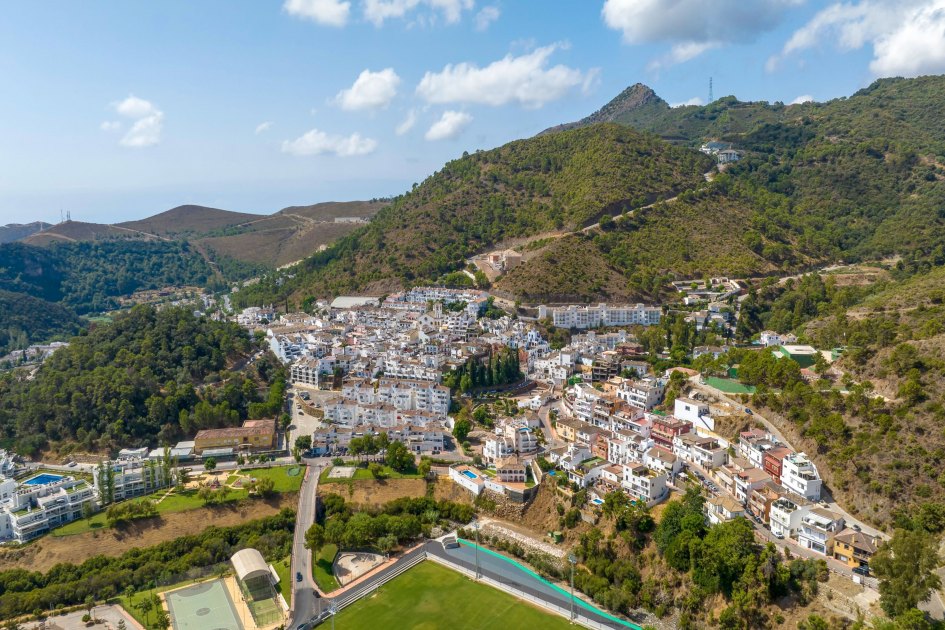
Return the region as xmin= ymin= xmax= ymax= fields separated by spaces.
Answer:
xmin=296 ymin=572 xmax=303 ymax=582
xmin=744 ymin=408 xmax=753 ymax=415
xmin=852 ymin=524 xmax=862 ymax=532
xmin=852 ymin=566 xmax=870 ymax=577
xmin=774 ymin=532 xmax=784 ymax=539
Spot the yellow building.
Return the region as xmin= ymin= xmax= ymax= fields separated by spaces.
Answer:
xmin=194 ymin=419 xmax=276 ymax=454
xmin=832 ymin=529 xmax=878 ymax=569
xmin=555 ymin=418 xmax=582 ymax=443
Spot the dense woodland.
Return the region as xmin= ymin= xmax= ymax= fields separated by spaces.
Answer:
xmin=0 ymin=305 xmax=282 ymax=455
xmin=0 ymin=240 xmax=217 ymax=353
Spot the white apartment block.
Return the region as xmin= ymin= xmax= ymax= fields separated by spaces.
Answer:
xmin=0 ymin=475 xmax=96 ymax=542
xmin=781 ymin=452 xmax=822 ymax=500
xmin=538 ymin=303 xmax=661 ymax=330
xmin=738 ymin=429 xmax=779 ymax=469
xmin=621 ymin=463 xmax=668 ymax=504
xmin=616 ymin=378 xmax=666 ymax=411
xmin=798 ymin=508 xmax=845 ymax=555
xmin=769 ymin=497 xmax=812 ymax=539
xmin=97 ymin=458 xmax=173 ymax=503
xmin=340 ymin=378 xmax=450 ymax=415
xmin=672 ymin=433 xmax=729 ymax=469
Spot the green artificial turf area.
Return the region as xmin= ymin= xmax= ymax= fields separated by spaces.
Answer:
xmin=335 ymin=561 xmax=574 ymax=630
xmin=319 ymin=464 xmax=422 ymax=484
xmin=273 ymin=556 xmax=292 ymax=603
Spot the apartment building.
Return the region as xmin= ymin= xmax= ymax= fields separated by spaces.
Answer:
xmin=672 ymin=433 xmax=728 ymax=469
xmin=832 ymin=529 xmax=878 ymax=570
xmin=616 ymin=378 xmax=666 ymax=411
xmin=781 ymin=452 xmax=823 ymax=500
xmin=621 ymin=463 xmax=668 ymax=504
xmin=651 ymin=417 xmax=691 ymax=449
xmin=769 ymin=496 xmax=812 ymax=539
xmin=538 ymin=303 xmax=661 ymax=330
xmin=798 ymin=508 xmax=845 ymax=555
xmin=0 ymin=474 xmax=96 ymax=542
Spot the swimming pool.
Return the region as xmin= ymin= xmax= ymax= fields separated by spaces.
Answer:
xmin=591 ymin=498 xmax=604 ymax=506
xmin=23 ymin=473 xmax=63 ymax=486
xmin=461 ymin=470 xmax=478 ymax=480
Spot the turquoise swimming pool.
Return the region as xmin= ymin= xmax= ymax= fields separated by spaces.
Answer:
xmin=23 ymin=473 xmax=63 ymax=486
xmin=461 ymin=469 xmax=478 ymax=480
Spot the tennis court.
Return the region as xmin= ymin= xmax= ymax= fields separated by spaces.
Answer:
xmin=165 ymin=579 xmax=244 ymax=630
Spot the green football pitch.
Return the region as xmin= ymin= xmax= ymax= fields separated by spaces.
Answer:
xmin=335 ymin=561 xmax=575 ymax=630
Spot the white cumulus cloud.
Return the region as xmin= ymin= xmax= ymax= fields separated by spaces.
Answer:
xmin=255 ymin=121 xmax=274 ymax=134
xmin=768 ymin=0 xmax=945 ymax=77
xmin=107 ymin=95 xmax=163 ymax=148
xmin=474 ymin=6 xmax=500 ymax=31
xmin=363 ymin=0 xmax=474 ymax=26
xmin=396 ymin=109 xmax=418 ymax=135
xmin=283 ymin=0 xmax=351 ymax=27
xmin=602 ymin=0 xmax=802 ymax=67
xmin=416 ymin=44 xmax=590 ymax=108
xmin=670 ymin=97 xmax=705 ymax=108
xmin=334 ymin=68 xmax=401 ymax=111
xmin=790 ymin=94 xmax=814 ymax=104
xmin=282 ymin=128 xmax=377 ymax=156
xmin=425 ymin=110 xmax=472 ymax=141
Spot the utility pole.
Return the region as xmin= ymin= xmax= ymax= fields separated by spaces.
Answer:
xmin=568 ymin=554 xmax=577 ymax=623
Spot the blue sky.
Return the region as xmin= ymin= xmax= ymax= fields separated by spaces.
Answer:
xmin=1 ymin=0 xmax=943 ymax=225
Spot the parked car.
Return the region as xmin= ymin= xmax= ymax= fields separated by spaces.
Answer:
xmin=744 ymin=408 xmax=753 ymax=415
xmin=296 ymin=572 xmax=303 ymax=582
xmin=774 ymin=532 xmax=784 ymax=539
xmin=852 ymin=566 xmax=870 ymax=577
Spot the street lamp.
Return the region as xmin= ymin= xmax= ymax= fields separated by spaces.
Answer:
xmin=474 ymin=522 xmax=481 ymax=580
xmin=568 ymin=554 xmax=577 ymax=623
xmin=328 ymin=600 xmax=338 ymax=630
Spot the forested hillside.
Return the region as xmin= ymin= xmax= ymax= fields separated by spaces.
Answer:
xmin=234 ymin=124 xmax=714 ymax=306
xmin=0 ymin=240 xmax=216 ymax=353
xmin=234 ymin=76 xmax=945 ymax=309
xmin=0 ymin=306 xmax=283 ymax=456
xmin=0 ymin=290 xmax=83 ymax=357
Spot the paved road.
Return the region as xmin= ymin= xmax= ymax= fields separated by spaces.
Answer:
xmin=289 ymin=461 xmax=324 ymax=630
xmin=686 ymin=460 xmax=880 ymax=589
xmin=692 ymin=377 xmax=888 ymax=541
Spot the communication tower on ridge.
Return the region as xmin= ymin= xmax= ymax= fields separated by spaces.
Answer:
xmin=709 ymin=77 xmax=714 ymax=104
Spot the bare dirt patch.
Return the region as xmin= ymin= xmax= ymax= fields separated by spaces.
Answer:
xmin=0 ymin=495 xmax=295 ymax=574
xmin=332 ymin=479 xmax=429 ymax=507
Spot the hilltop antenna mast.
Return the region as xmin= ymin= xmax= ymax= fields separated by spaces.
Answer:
xmin=66 ymin=210 xmax=71 ymax=222
xmin=708 ymin=77 xmax=714 ymax=104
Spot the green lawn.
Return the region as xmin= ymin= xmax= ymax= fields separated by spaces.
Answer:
xmin=241 ymin=465 xmax=304 ymax=492
xmin=335 ymin=561 xmax=574 ymax=630
xmin=313 ymin=543 xmax=339 ymax=593
xmin=53 ymin=466 xmax=302 ymax=537
xmin=273 ymin=557 xmax=292 ymax=603
xmin=319 ymin=464 xmax=422 ymax=484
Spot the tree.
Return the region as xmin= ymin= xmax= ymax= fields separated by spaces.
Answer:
xmin=176 ymin=467 xmax=191 ymax=488
xmin=368 ymin=462 xmax=385 ymax=479
xmin=418 ymin=459 xmax=432 ymax=478
xmin=872 ymin=528 xmax=942 ymax=617
xmin=386 ymin=440 xmax=414 ymax=473
xmin=85 ymin=595 xmax=96 ymax=622
xmin=295 ymin=434 xmax=312 ymax=452
xmin=305 ymin=522 xmax=325 ymax=552
xmin=256 ymin=476 xmax=275 ymax=497
xmin=453 ymin=417 xmax=472 ymax=443
xmin=203 ymin=457 xmax=217 ymax=473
